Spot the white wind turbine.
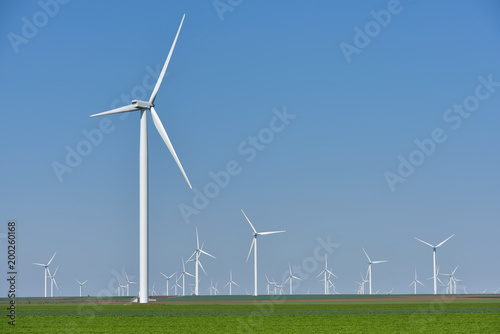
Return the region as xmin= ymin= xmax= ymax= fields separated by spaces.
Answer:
xmin=160 ymin=272 xmax=176 ymax=297
xmin=265 ymin=275 xmax=276 ymax=295
xmin=415 ymin=234 xmax=454 ymax=295
xmin=49 ymin=266 xmax=59 ymax=297
xmin=125 ymin=272 xmax=136 ymax=297
xmin=173 ymin=273 xmax=182 ymax=296
xmin=241 ymin=209 xmax=285 ymax=296
xmin=409 ymin=269 xmax=424 ymax=295
xmin=179 ymin=258 xmax=194 ymax=296
xmin=90 ymin=14 xmax=192 ymax=304
xmin=75 ymin=279 xmax=88 ymax=297
xmin=284 ymin=264 xmax=302 ymax=295
xmin=441 ymin=265 xmax=460 ymax=294
xmin=187 ymin=228 xmax=215 ymax=296
xmin=149 ymin=282 xmax=157 ymax=296
xmin=225 ymin=269 xmax=239 ymax=296
xmin=362 ymin=248 xmax=387 ymax=295
xmin=33 ymin=252 xmax=57 ymax=298
xmin=316 ymin=254 xmax=337 ymax=295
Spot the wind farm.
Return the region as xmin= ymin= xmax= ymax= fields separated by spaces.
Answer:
xmin=2 ymin=1 xmax=500 ymax=333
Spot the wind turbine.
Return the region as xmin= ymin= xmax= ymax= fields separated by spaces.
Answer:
xmin=362 ymin=248 xmax=387 ymax=295
xmin=118 ymin=279 xmax=127 ymax=296
xmin=187 ymin=228 xmax=215 ymax=295
xmin=160 ymin=272 xmax=176 ymax=297
xmin=409 ymin=269 xmax=424 ymax=295
xmin=76 ymin=279 xmax=88 ymax=297
xmin=125 ymin=272 xmax=136 ymax=297
xmin=283 ymin=264 xmax=302 ymax=295
xmin=149 ymin=282 xmax=157 ymax=296
xmin=265 ymin=275 xmax=275 ymax=295
xmin=49 ymin=266 xmax=59 ymax=297
xmin=173 ymin=273 xmax=182 ymax=296
xmin=33 ymin=252 xmax=57 ymax=297
xmin=316 ymin=254 xmax=337 ymax=295
xmin=415 ymin=234 xmax=454 ymax=295
xmin=441 ymin=265 xmax=460 ymax=294
xmin=241 ymin=209 xmax=285 ymax=296
xmin=225 ymin=269 xmax=239 ymax=296
xmin=90 ymin=14 xmax=192 ymax=304
xmin=179 ymin=258 xmax=194 ymax=296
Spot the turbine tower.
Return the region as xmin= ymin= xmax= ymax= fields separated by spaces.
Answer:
xmin=241 ymin=209 xmax=285 ymax=296
xmin=90 ymin=15 xmax=192 ymax=304
xmin=76 ymin=279 xmax=88 ymax=297
xmin=362 ymin=248 xmax=387 ymax=295
xmin=33 ymin=252 xmax=56 ymax=298
xmin=415 ymin=234 xmax=454 ymax=295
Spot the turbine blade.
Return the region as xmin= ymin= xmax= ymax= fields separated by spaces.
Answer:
xmin=90 ymin=104 xmax=140 ymax=118
xmin=47 ymin=252 xmax=57 ymax=266
xmin=150 ymin=106 xmax=192 ymax=188
xmin=372 ymin=260 xmax=388 ymax=264
xmin=436 ymin=234 xmax=454 ymax=248
xmin=160 ymin=272 xmax=168 ymax=279
xmin=362 ymin=248 xmax=371 ymax=262
xmin=415 ymin=237 xmax=435 ymax=248
xmin=198 ymin=260 xmax=207 ymax=275
xmin=149 ymin=14 xmax=185 ymax=104
xmin=82 ymin=280 xmax=88 ymax=285
xmin=241 ymin=210 xmax=257 ymax=233
xmin=33 ymin=263 xmax=45 ymax=266
xmin=199 ymin=249 xmax=216 ymax=259
xmin=196 ymin=227 xmax=200 ymax=249
xmin=76 ymin=279 xmax=81 ymax=284
xmin=258 ymin=230 xmax=286 ymax=236
xmin=246 ymin=238 xmax=255 ymax=262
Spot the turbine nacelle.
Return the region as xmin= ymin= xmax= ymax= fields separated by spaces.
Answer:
xmin=131 ymin=100 xmax=154 ymax=109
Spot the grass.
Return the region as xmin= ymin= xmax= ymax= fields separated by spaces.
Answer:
xmin=2 ymin=295 xmax=499 ymax=333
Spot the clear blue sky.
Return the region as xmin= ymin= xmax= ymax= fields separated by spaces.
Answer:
xmin=1 ymin=0 xmax=499 ymax=297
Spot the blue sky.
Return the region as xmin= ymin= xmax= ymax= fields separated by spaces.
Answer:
xmin=1 ymin=0 xmax=499 ymax=297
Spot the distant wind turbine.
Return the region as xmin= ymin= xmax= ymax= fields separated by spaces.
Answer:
xmin=241 ymin=209 xmax=285 ymax=296
xmin=284 ymin=264 xmax=302 ymax=295
xmin=49 ymin=266 xmax=59 ymax=297
xmin=187 ymin=228 xmax=215 ymax=295
xmin=75 ymin=279 xmax=88 ymax=297
xmin=415 ymin=234 xmax=454 ymax=294
xmin=90 ymin=14 xmax=192 ymax=304
xmin=179 ymin=258 xmax=194 ymax=296
xmin=33 ymin=252 xmax=56 ymax=298
xmin=125 ymin=272 xmax=136 ymax=297
xmin=316 ymin=254 xmax=337 ymax=295
xmin=225 ymin=269 xmax=239 ymax=296
xmin=160 ymin=272 xmax=176 ymax=297
xmin=409 ymin=269 xmax=424 ymax=294
xmin=362 ymin=248 xmax=387 ymax=295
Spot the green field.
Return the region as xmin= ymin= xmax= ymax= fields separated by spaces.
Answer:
xmin=2 ymin=295 xmax=499 ymax=333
